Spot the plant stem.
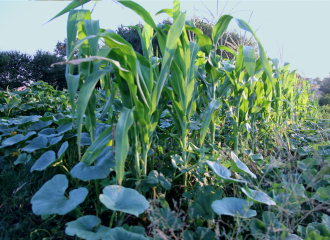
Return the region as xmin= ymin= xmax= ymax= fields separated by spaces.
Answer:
xmin=75 ymin=207 xmax=84 ymax=217
xmin=95 ymin=180 xmax=101 ymax=216
xmin=110 ymin=211 xmax=116 ymax=228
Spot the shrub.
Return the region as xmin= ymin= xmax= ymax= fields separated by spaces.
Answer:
xmin=0 ymin=51 xmax=32 ymax=89
xmin=319 ymin=94 xmax=330 ymax=106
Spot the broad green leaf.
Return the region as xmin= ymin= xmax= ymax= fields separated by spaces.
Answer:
xmin=103 ymin=227 xmax=148 ymax=240
xmin=71 ymin=147 xmax=115 ymax=181
xmin=243 ymin=46 xmax=256 ymax=78
xmin=190 ymin=191 xmax=222 ymax=220
xmin=200 ymin=99 xmax=221 ymax=146
xmin=147 ymin=170 xmax=159 ymax=185
xmin=28 ymin=120 xmax=52 ymax=131
xmin=16 ymin=115 xmax=41 ymax=125
xmin=115 ymin=108 xmax=134 ymax=185
xmin=312 ymin=186 xmax=330 ymax=203
xmin=58 ymin=141 xmax=69 ymax=159
xmin=159 ymin=173 xmax=171 ymax=190
xmin=0 ymin=132 xmax=36 ymax=149
xmin=322 ymin=214 xmax=330 ymax=233
xmin=196 ymin=227 xmax=216 ymax=240
xmin=81 ymin=126 xmax=113 ymax=165
xmin=48 ymin=0 xmax=91 ymax=23
xmin=99 ymin=185 xmax=149 ymax=217
xmin=156 ymin=207 xmax=182 ymax=230
xmin=230 ymin=151 xmax=257 ymax=178
xmin=21 ymin=135 xmax=48 ymax=153
xmin=241 ymin=187 xmax=276 ymax=205
xmin=211 ymin=197 xmax=256 ymax=218
xmin=65 ymin=215 xmax=110 ymax=240
xmin=212 ymin=15 xmax=233 ymax=46
xmin=31 ymin=174 xmax=88 ymax=215
xmin=30 ymin=151 xmax=56 ymax=172
xmin=14 ymin=153 xmax=31 ymax=165
xmin=206 ymin=160 xmax=245 ymax=183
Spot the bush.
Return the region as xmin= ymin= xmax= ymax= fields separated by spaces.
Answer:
xmin=319 ymin=94 xmax=330 ymax=106
xmin=0 ymin=50 xmax=71 ymax=90
xmin=0 ymin=51 xmax=32 ymax=89
xmin=30 ymin=50 xmax=67 ymax=90
xmin=319 ymin=78 xmax=330 ymax=94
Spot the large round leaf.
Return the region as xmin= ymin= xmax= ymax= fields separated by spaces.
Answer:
xmin=230 ymin=151 xmax=256 ymax=178
xmin=241 ymin=187 xmax=276 ymax=205
xmin=31 ymin=174 xmax=88 ymax=215
xmin=99 ymin=185 xmax=149 ymax=217
xmin=102 ymin=227 xmax=147 ymax=240
xmin=211 ymin=197 xmax=256 ymax=218
xmin=190 ymin=191 xmax=222 ymax=220
xmin=206 ymin=160 xmax=245 ymax=183
xmin=30 ymin=151 xmax=56 ymax=172
xmin=21 ymin=135 xmax=48 ymax=153
xmin=0 ymin=131 xmax=36 ymax=148
xmin=71 ymin=147 xmax=115 ymax=181
xmin=65 ymin=215 xmax=110 ymax=240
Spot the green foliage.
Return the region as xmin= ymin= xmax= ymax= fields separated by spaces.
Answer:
xmin=319 ymin=94 xmax=330 ymax=106
xmin=0 ymin=50 xmax=32 ymax=89
xmin=320 ymin=78 xmax=330 ymax=94
xmin=0 ymin=0 xmax=328 ymax=239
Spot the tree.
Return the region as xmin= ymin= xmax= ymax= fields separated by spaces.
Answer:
xmin=54 ymin=38 xmax=79 ymax=59
xmin=30 ymin=50 xmax=67 ymax=90
xmin=0 ymin=51 xmax=32 ymax=89
xmin=320 ymin=78 xmax=330 ymax=94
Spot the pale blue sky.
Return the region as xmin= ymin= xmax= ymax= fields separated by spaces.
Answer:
xmin=0 ymin=0 xmax=329 ymax=79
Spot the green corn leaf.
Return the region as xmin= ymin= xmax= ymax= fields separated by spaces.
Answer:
xmin=66 ymin=73 xmax=80 ymax=118
xmin=66 ymin=10 xmax=90 ymax=62
xmin=217 ymin=45 xmax=237 ymax=58
xmin=51 ymin=56 xmax=128 ymax=72
xmin=185 ymin=25 xmax=212 ymax=56
xmin=243 ymin=46 xmax=256 ymax=79
xmin=83 ymin=20 xmax=100 ymax=56
xmin=76 ymin=67 xmax=113 ymax=157
xmin=151 ymin=12 xmax=186 ymax=113
xmin=155 ymin=9 xmax=173 ymax=18
xmin=200 ymin=99 xmax=221 ymax=146
xmin=235 ymin=18 xmax=274 ymax=89
xmin=173 ymin=0 xmax=180 ymax=22
xmin=117 ymin=0 xmax=157 ymax=29
xmin=116 ymin=107 xmax=134 ymax=185
xmin=212 ymin=15 xmax=233 ymax=46
xmin=81 ymin=126 xmax=113 ymax=165
xmin=48 ymin=0 xmax=91 ymax=23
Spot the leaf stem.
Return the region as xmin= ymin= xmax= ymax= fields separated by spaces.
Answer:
xmin=95 ymin=179 xmax=101 ymax=216
xmin=110 ymin=210 xmax=116 ymax=228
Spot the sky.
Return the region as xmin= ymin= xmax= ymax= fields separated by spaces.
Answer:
xmin=0 ymin=0 xmax=329 ymax=79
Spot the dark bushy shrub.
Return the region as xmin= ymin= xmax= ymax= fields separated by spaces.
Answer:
xmin=0 ymin=51 xmax=32 ymax=89
xmin=319 ymin=94 xmax=330 ymax=106
xmin=30 ymin=50 xmax=67 ymax=90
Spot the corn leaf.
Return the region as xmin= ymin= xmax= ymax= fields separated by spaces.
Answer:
xmin=200 ymin=98 xmax=221 ymax=146
xmin=116 ymin=107 xmax=134 ymax=185
xmin=212 ymin=15 xmax=233 ymax=46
